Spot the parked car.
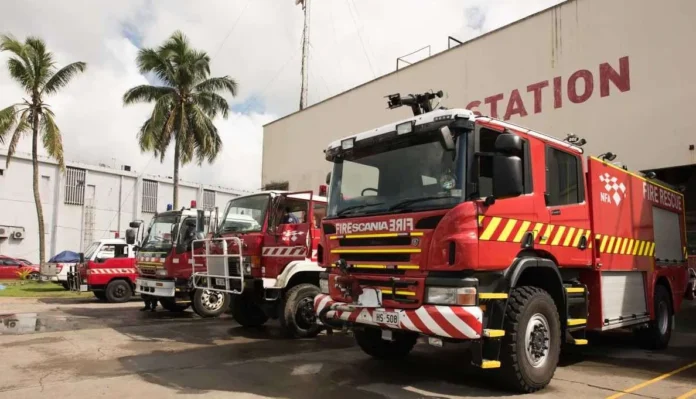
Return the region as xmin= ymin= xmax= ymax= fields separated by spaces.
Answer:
xmin=41 ymin=251 xmax=81 ymax=290
xmin=0 ymin=256 xmax=40 ymax=280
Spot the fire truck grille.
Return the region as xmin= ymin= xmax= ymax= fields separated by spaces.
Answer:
xmin=338 ymin=237 xmax=412 ymax=247
xmin=227 ymin=259 xmax=241 ymax=276
xmin=338 ymin=253 xmax=411 ymax=262
xmin=138 ymin=266 xmax=157 ymax=276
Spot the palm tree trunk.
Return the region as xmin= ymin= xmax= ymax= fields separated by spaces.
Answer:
xmin=173 ymin=138 xmax=180 ymax=209
xmin=31 ymin=111 xmax=46 ymax=267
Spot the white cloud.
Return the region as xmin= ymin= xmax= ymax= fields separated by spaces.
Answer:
xmin=0 ymin=0 xmax=562 ymax=192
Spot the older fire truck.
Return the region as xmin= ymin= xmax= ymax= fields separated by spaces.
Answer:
xmin=314 ymin=91 xmax=693 ymax=392
xmin=131 ymin=203 xmax=226 ymax=316
xmin=193 ymin=190 xmax=327 ymax=337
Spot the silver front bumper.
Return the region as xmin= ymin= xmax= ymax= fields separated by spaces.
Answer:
xmin=135 ymin=278 xmax=176 ymax=297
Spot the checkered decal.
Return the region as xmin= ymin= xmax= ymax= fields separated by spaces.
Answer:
xmin=599 ymin=173 xmax=627 ymax=206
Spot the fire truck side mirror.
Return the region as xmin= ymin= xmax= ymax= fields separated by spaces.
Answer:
xmin=125 ymin=228 xmax=136 ymax=245
xmin=492 ymin=155 xmax=523 ymax=199
xmin=494 ymin=133 xmax=523 ymax=155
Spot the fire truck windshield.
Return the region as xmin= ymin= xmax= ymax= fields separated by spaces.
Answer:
xmin=83 ymin=241 xmax=100 ymax=260
xmin=141 ymin=214 xmax=179 ymax=251
xmin=327 ymin=134 xmax=466 ymax=218
xmin=219 ymin=194 xmax=268 ymax=233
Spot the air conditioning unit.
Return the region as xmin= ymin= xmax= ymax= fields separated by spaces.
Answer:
xmin=0 ymin=227 xmax=8 ymax=239
xmin=11 ymin=230 xmax=25 ymax=240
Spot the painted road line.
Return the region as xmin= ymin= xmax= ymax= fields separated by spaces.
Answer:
xmin=677 ymin=388 xmax=696 ymax=399
xmin=605 ymin=360 xmax=696 ymax=399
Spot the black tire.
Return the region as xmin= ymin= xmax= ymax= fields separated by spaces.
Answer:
xmin=160 ymin=298 xmax=191 ymax=312
xmin=61 ymin=282 xmax=70 ymax=290
xmin=499 ymin=286 xmax=561 ymax=393
xmin=636 ymin=284 xmax=672 ymax=350
xmin=28 ymin=272 xmax=40 ymax=281
xmin=105 ymin=280 xmax=133 ymax=303
xmin=230 ymin=293 xmax=268 ymax=327
xmin=280 ymin=283 xmax=322 ymax=338
xmin=191 ymin=289 xmax=230 ymax=318
xmin=354 ymin=327 xmax=417 ymax=359
xmin=93 ymin=291 xmax=107 ymax=301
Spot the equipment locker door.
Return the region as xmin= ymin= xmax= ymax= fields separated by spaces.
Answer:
xmin=540 ymin=145 xmax=592 ymax=267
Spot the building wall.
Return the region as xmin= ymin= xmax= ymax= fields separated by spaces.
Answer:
xmin=262 ymin=0 xmax=696 ymax=191
xmin=0 ymin=152 xmax=244 ymax=263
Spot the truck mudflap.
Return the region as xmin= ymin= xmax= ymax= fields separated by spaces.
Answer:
xmin=314 ymin=294 xmax=483 ymax=339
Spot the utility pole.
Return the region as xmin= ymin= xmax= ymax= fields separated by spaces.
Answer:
xmin=297 ymin=0 xmax=311 ymax=110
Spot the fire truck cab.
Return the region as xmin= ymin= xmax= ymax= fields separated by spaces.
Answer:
xmin=314 ymin=92 xmax=692 ymax=393
xmin=131 ymin=204 xmax=224 ymax=316
xmin=193 ymin=190 xmax=327 ymax=337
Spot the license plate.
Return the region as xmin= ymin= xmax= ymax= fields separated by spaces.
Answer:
xmin=373 ymin=311 xmax=399 ymax=327
xmin=215 ymin=278 xmax=226 ymax=286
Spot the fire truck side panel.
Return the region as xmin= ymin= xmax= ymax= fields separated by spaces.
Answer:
xmin=586 ymin=157 xmax=688 ymax=330
xmin=84 ymin=257 xmax=137 ymax=286
xmin=263 ymin=223 xmax=312 ymax=278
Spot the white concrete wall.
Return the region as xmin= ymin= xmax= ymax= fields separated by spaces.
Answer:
xmin=262 ymin=0 xmax=696 ymax=191
xmin=0 ymin=151 xmax=246 ymax=264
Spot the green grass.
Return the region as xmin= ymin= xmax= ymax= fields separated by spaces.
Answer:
xmin=0 ymin=280 xmax=84 ymax=298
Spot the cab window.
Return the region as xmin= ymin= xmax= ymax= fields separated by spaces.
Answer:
xmin=546 ymin=146 xmax=584 ymax=206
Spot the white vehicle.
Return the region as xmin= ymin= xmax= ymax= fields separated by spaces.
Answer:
xmin=41 ymin=239 xmax=128 ymax=289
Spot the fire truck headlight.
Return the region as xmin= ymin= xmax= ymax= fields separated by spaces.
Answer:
xmin=425 ymin=287 xmax=477 ymax=306
xmin=341 ymin=138 xmax=354 ymax=150
xmin=244 ymin=265 xmax=251 ymax=275
xmin=155 ymin=269 xmax=168 ymax=277
xmin=319 ymin=278 xmax=329 ymax=294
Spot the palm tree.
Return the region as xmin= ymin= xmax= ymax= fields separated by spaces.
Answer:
xmin=0 ymin=35 xmax=87 ymax=267
xmin=123 ymin=31 xmax=237 ymax=208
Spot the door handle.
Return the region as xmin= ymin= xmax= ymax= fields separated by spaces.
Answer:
xmin=551 ymin=209 xmax=561 ymax=216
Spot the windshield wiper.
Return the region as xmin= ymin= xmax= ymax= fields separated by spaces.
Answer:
xmin=336 ymin=202 xmax=385 ymax=216
xmin=388 ymin=195 xmax=453 ymax=211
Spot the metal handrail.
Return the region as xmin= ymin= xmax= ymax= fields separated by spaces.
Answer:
xmin=191 ymin=236 xmax=245 ymax=294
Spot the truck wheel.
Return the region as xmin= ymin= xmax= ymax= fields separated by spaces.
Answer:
xmin=105 ymin=280 xmax=133 ymax=303
xmin=230 ymin=293 xmax=268 ymax=327
xmin=354 ymin=327 xmax=417 ymax=359
xmin=191 ymin=289 xmax=230 ymax=318
xmin=93 ymin=291 xmax=107 ymax=301
xmin=280 ymin=283 xmax=322 ymax=338
xmin=499 ymin=286 xmax=561 ymax=393
xmin=160 ymin=298 xmax=191 ymax=312
xmin=636 ymin=284 xmax=672 ymax=350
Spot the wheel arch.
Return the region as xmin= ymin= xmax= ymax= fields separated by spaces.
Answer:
xmin=276 ymin=260 xmax=324 ymax=290
xmin=504 ymin=256 xmax=567 ymax=327
xmin=655 ymin=275 xmax=675 ymax=313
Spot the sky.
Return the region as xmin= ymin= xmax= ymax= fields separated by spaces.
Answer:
xmin=0 ymin=0 xmax=563 ymax=192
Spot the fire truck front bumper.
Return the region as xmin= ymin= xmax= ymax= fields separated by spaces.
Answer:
xmin=135 ymin=278 xmax=175 ymax=297
xmin=313 ymin=294 xmax=483 ymax=340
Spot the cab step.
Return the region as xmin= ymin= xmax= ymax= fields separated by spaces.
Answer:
xmin=475 ymin=360 xmax=501 ymax=369
xmin=567 ymin=318 xmax=587 ymax=327
xmin=478 ymin=293 xmax=508 ymax=300
xmin=571 ymin=338 xmax=588 ymax=345
xmin=483 ymin=329 xmax=505 ymax=338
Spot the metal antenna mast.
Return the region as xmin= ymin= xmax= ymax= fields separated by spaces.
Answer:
xmin=297 ymin=0 xmax=311 ymax=110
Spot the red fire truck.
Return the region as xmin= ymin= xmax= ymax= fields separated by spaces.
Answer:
xmin=314 ymin=91 xmax=693 ymax=392
xmin=131 ymin=203 xmax=225 ymax=316
xmin=192 ymin=190 xmax=328 ymax=337
xmin=67 ymin=238 xmax=138 ymax=303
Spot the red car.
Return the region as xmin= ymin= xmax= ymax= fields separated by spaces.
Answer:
xmin=0 ymin=256 xmax=40 ymax=280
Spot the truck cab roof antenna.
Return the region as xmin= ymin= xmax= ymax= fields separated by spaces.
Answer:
xmin=387 ymin=90 xmax=444 ymax=116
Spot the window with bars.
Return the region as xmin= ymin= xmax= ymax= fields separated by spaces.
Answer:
xmin=142 ymin=180 xmax=158 ymax=213
xmin=64 ymin=167 xmax=86 ymax=205
xmin=202 ymin=189 xmax=216 ymax=210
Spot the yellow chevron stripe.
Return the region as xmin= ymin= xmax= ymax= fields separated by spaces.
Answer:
xmin=638 ymin=241 xmax=646 ymax=256
xmin=633 ymin=240 xmax=641 ymax=255
xmin=478 ymin=215 xmax=484 ymax=225
xmin=513 ymin=221 xmax=531 ymax=243
xmin=533 ymin=223 xmax=544 ymax=239
xmin=626 ymin=239 xmax=634 ymax=255
xmin=498 ymin=219 xmax=518 ymax=242
xmin=552 ymin=226 xmax=566 ymax=246
xmin=620 ymin=238 xmax=628 ymax=254
xmin=587 ymin=231 xmax=593 ymax=248
xmin=540 ymin=225 xmax=555 ymax=245
xmin=600 ymin=235 xmax=609 ymax=252
xmin=606 ymin=236 xmax=616 ymax=253
xmin=649 ymin=242 xmax=656 ymax=256
xmin=480 ymin=217 xmax=502 ymax=241
xmin=563 ymin=227 xmax=576 ymax=247
xmin=613 ymin=237 xmax=623 ymax=254
xmin=572 ymin=229 xmax=585 ymax=247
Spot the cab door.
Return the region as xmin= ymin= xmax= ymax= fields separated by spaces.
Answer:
xmin=538 ymin=145 xmax=592 ymax=267
xmin=262 ymin=193 xmax=313 ymax=277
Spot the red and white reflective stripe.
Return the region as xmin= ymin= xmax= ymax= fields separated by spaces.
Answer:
xmin=313 ymin=294 xmax=482 ymax=339
xmin=137 ymin=257 xmax=166 ymax=262
xmin=261 ymin=246 xmax=307 ymax=257
xmin=89 ymin=268 xmax=138 ymax=275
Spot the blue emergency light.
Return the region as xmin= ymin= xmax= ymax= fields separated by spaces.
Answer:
xmin=166 ymin=204 xmax=173 ymax=211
